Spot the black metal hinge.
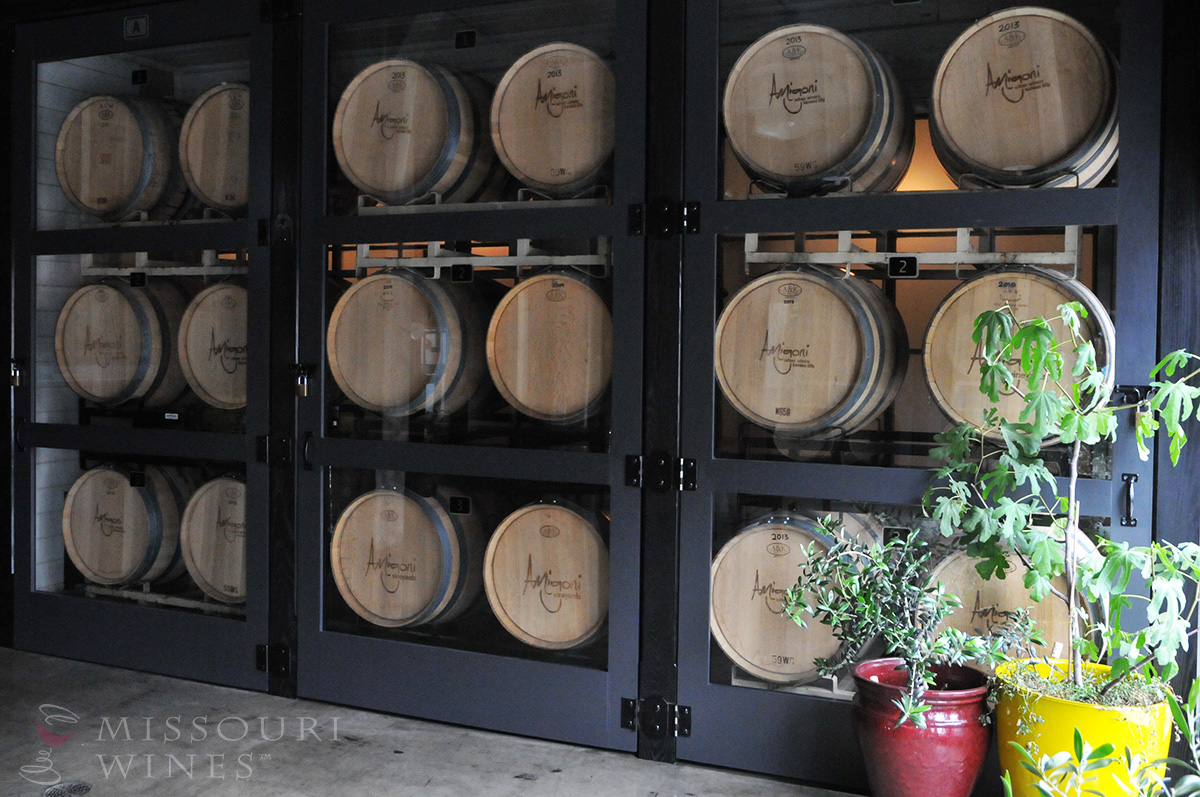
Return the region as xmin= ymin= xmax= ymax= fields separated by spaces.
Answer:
xmin=256 ymin=643 xmax=290 ymax=677
xmin=621 ymin=696 xmax=691 ymax=738
xmin=257 ymin=435 xmax=293 ymax=467
xmin=633 ymin=454 xmax=696 ymax=492
xmin=627 ymin=201 xmax=699 ymax=237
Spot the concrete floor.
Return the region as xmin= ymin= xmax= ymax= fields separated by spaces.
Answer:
xmin=1 ymin=648 xmax=857 ymax=797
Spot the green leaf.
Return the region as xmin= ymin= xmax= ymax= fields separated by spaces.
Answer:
xmin=1072 ymin=341 xmax=1097 ymax=377
xmin=1011 ymin=321 xmax=1059 ymax=389
xmin=1020 ymin=390 xmax=1067 ymax=440
xmin=973 ymin=309 xmax=1015 ymax=359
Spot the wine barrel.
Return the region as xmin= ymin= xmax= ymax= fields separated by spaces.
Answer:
xmin=55 ymin=278 xmax=193 ymax=408
xmin=923 ymin=267 xmax=1115 ymax=435
xmin=62 ymin=464 xmax=194 ymax=586
xmin=929 ymin=534 xmax=1103 ymax=660
xmin=178 ymin=281 xmax=248 ymax=410
xmin=714 ymin=268 xmax=908 ymax=437
xmin=180 ymin=477 xmax=247 ymax=604
xmin=711 ymin=514 xmax=839 ymax=683
xmin=722 ymin=24 xmax=913 ymax=195
xmin=483 ymin=502 xmax=609 ymax=650
xmin=929 ymin=7 xmax=1118 ymax=188
xmin=179 ymin=83 xmax=250 ymax=212
xmin=331 ymin=59 xmax=506 ymax=205
xmin=55 ymin=95 xmax=189 ymax=221
xmin=330 ymin=487 xmax=485 ymax=627
xmin=486 ymin=272 xmax=612 ymax=424
xmin=490 ymin=43 xmax=616 ymax=197
xmin=327 ymin=271 xmax=488 ymax=416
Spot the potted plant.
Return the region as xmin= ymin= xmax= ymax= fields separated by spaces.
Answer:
xmin=924 ymin=298 xmax=1200 ymax=794
xmin=783 ymin=518 xmax=1037 ymax=797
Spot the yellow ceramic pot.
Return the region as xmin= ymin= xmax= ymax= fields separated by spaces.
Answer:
xmin=996 ymin=659 xmax=1172 ymax=795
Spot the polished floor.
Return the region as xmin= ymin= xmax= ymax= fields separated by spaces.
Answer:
xmin=1 ymin=648 xmax=857 ymax=797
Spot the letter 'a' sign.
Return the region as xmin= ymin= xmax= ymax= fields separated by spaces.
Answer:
xmin=124 ymin=15 xmax=149 ymax=40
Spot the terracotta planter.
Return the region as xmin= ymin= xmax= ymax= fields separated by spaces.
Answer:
xmin=852 ymin=658 xmax=991 ymax=797
xmin=996 ymin=659 xmax=1172 ymax=795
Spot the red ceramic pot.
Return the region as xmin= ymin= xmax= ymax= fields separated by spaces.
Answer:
xmin=852 ymin=658 xmax=991 ymax=797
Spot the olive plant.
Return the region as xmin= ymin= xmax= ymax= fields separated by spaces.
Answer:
xmin=783 ymin=517 xmax=1037 ymax=727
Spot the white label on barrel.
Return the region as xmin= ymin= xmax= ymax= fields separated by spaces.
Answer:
xmin=522 ymin=554 xmax=583 ymax=613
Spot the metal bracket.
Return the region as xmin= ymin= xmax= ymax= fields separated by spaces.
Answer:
xmin=257 ymin=435 xmax=293 ymax=467
xmin=629 ymin=201 xmax=699 ymax=237
xmin=621 ymin=696 xmax=691 ymax=738
xmin=625 ymin=455 xmax=642 ymax=488
xmin=1115 ymin=385 xmax=1153 ymax=404
xmin=256 ymin=643 xmax=290 ymax=677
xmin=636 ymin=454 xmax=696 ymax=492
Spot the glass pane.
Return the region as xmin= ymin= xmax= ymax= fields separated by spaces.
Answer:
xmin=325 ymin=468 xmax=610 ymax=670
xmin=715 ymin=2 xmax=1120 ymax=199
xmin=326 ymin=0 xmax=618 ymax=214
xmin=35 ymin=252 xmax=251 ymax=431
xmin=324 ymin=238 xmax=613 ymax=451
xmin=713 ymin=226 xmax=1112 ymax=476
xmin=707 ymin=493 xmax=1108 ymax=693
xmin=35 ymin=449 xmax=249 ymax=618
xmin=37 ymin=38 xmax=252 ymax=230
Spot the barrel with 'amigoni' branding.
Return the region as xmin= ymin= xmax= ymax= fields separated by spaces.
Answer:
xmin=714 ymin=268 xmax=907 ymax=438
xmin=710 ymin=515 xmax=838 ymax=683
xmin=722 ymin=24 xmax=913 ymax=194
xmin=180 ymin=477 xmax=247 ymax=604
xmin=483 ymin=502 xmax=609 ymax=650
xmin=929 ymin=7 xmax=1118 ymax=188
xmin=330 ymin=487 xmax=484 ymax=627
xmin=331 ymin=59 xmax=505 ymax=204
xmin=490 ymin=43 xmax=615 ymax=197
xmin=178 ymin=281 xmax=248 ymax=410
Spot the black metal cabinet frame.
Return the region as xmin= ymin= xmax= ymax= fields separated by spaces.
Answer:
xmin=8 ymin=0 xmax=276 ymax=690
xmin=291 ymin=0 xmax=648 ymax=750
xmin=673 ymin=0 xmax=1163 ymax=785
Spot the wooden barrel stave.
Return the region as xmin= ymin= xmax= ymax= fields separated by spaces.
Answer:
xmin=486 ymin=272 xmax=612 ymax=424
xmin=55 ymin=277 xmax=193 ymax=408
xmin=330 ymin=487 xmax=484 ymax=627
xmin=178 ymin=281 xmax=249 ymax=410
xmin=55 ymin=94 xmax=190 ymax=221
xmin=923 ymin=266 xmax=1115 ymax=436
xmin=490 ymin=43 xmax=616 ymax=197
xmin=929 ymin=7 xmax=1118 ymax=188
xmin=326 ymin=271 xmax=488 ymax=417
xmin=483 ymin=502 xmax=609 ymax=650
xmin=180 ymin=477 xmax=247 ymax=604
xmin=710 ymin=514 xmax=839 ymax=683
xmin=179 ymin=83 xmax=250 ymax=212
xmin=722 ymin=24 xmax=913 ymax=195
